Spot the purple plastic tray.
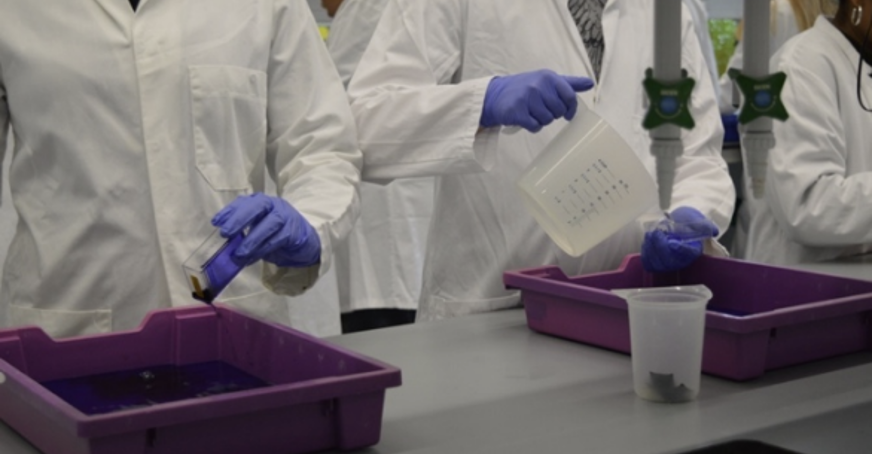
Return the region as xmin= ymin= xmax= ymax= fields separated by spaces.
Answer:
xmin=504 ymin=254 xmax=872 ymax=381
xmin=0 ymin=305 xmax=401 ymax=454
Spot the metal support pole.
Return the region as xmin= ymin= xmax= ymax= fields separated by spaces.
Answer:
xmin=742 ymin=0 xmax=774 ymax=198
xmin=651 ymin=0 xmax=684 ymax=211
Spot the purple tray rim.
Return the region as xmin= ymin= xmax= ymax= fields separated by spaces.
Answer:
xmin=504 ymin=254 xmax=872 ymax=335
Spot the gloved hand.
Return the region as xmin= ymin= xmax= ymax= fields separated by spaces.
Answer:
xmin=480 ymin=69 xmax=595 ymax=132
xmin=641 ymin=207 xmax=719 ymax=273
xmin=211 ymin=193 xmax=321 ymax=268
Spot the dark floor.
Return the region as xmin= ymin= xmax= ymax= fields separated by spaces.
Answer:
xmin=341 ymin=309 xmax=416 ymax=334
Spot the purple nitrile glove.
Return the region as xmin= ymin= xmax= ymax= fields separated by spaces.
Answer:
xmin=641 ymin=207 xmax=719 ymax=273
xmin=212 ymin=193 xmax=321 ymax=268
xmin=480 ymin=69 xmax=595 ymax=133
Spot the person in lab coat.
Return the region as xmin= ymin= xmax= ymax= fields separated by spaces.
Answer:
xmin=714 ymin=0 xmax=835 ymax=260
xmin=348 ymin=0 xmax=735 ymax=322
xmin=0 ymin=0 xmax=361 ymax=338
xmin=324 ymin=0 xmax=434 ymax=333
xmin=746 ymin=0 xmax=872 ymax=265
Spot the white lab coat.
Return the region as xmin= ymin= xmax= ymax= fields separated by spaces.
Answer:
xmin=746 ymin=17 xmax=872 ymax=265
xmin=327 ymin=0 xmax=434 ymax=313
xmin=348 ymin=0 xmax=735 ymax=321
xmin=327 ymin=0 xmax=390 ymax=88
xmin=0 ymin=0 xmax=361 ymax=338
xmin=718 ymin=0 xmax=800 ymax=113
xmin=684 ymin=0 xmax=722 ymax=102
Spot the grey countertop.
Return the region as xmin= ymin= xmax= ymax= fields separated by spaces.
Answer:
xmin=326 ymin=310 xmax=872 ymax=454
xmin=0 ymin=260 xmax=870 ymax=454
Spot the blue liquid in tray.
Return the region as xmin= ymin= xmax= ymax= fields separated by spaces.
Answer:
xmin=41 ymin=361 xmax=270 ymax=415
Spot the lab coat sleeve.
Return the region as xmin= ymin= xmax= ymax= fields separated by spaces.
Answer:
xmin=347 ymin=0 xmax=499 ymax=181
xmin=765 ymin=61 xmax=872 ymax=246
xmin=260 ymin=0 xmax=363 ymax=296
xmin=671 ymin=20 xmax=736 ymax=237
xmin=326 ymin=0 xmax=388 ymax=87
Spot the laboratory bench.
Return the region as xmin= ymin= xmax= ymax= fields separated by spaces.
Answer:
xmin=0 ymin=260 xmax=870 ymax=454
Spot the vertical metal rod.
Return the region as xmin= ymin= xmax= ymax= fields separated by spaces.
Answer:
xmin=651 ymin=0 xmax=683 ymax=211
xmin=742 ymin=0 xmax=774 ymax=198
xmin=652 ymin=0 xmax=683 ymax=142
xmin=743 ymin=0 xmax=773 ymax=134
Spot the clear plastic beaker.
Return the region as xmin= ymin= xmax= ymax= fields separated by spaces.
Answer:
xmin=614 ymin=285 xmax=712 ymax=403
xmin=183 ymin=230 xmax=246 ymax=304
xmin=517 ymin=101 xmax=658 ymax=257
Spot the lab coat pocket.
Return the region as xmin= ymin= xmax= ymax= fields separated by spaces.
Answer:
xmin=189 ymin=65 xmax=267 ymax=191
xmin=6 ymin=304 xmax=111 ymax=339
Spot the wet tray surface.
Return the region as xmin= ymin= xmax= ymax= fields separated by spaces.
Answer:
xmin=41 ymin=361 xmax=269 ymax=416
